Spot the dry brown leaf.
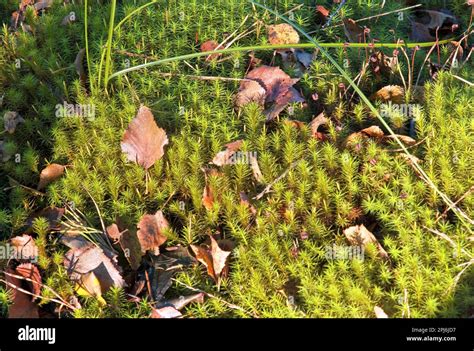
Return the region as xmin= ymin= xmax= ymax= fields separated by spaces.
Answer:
xmin=374 ymin=306 xmax=389 ymax=318
xmin=344 ymin=224 xmax=389 ymax=260
xmin=343 ymin=18 xmax=365 ymax=43
xmin=361 ymin=126 xmax=385 ymax=138
xmin=10 ymin=234 xmax=38 ymax=261
xmin=309 ymin=112 xmax=329 ymax=137
xmin=234 ymin=80 xmax=266 ymax=108
xmin=63 ymin=244 xmax=126 ymax=292
xmin=267 ymin=23 xmax=300 ymax=45
xmin=5 ymin=268 xmax=39 ymax=318
xmin=384 ymin=134 xmax=417 ymax=146
xmin=249 ymin=153 xmax=263 ymax=182
xmin=371 ymin=85 xmax=405 ymax=104
xmin=235 ymin=66 xmax=304 ymax=120
xmin=121 ymin=106 xmax=169 ymax=170
xmin=151 ymin=306 xmax=182 ymax=319
xmin=202 ymin=184 xmax=214 ymax=211
xmin=315 ymin=5 xmax=330 ymax=24
xmin=168 ymin=292 xmax=205 ymax=310
xmin=106 ymin=223 xmax=122 ymax=242
xmin=37 ymin=163 xmax=65 ymax=190
xmin=136 ymin=210 xmax=169 ymax=255
xmin=4 ymin=111 xmax=24 ymax=134
xmin=240 ymin=192 xmax=257 ymax=215
xmin=190 ymin=236 xmax=232 ymax=286
xmin=119 ymin=229 xmax=142 ymax=271
xmin=200 ymin=40 xmax=221 ymax=61
xmin=264 ymin=86 xmax=305 ymax=122
xmin=15 ymin=263 xmax=42 ymax=299
xmin=211 ymin=140 xmax=243 ymax=166
xmin=26 ymin=206 xmax=65 ymax=231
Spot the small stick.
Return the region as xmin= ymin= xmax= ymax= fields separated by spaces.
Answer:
xmin=172 ymin=278 xmax=257 ymax=317
xmin=435 ymin=186 xmax=474 ymax=223
xmin=253 ymin=160 xmax=301 ymax=200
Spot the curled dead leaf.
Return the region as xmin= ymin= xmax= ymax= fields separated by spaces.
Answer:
xmin=343 ymin=18 xmax=365 ymax=43
xmin=371 ymin=85 xmax=405 ymax=104
xmin=5 ymin=268 xmax=39 ymax=318
xmin=344 ymin=224 xmax=389 ymax=260
xmin=190 ymin=236 xmax=232 ymax=287
xmin=37 ymin=163 xmax=65 ymax=190
xmin=15 ymin=263 xmax=42 ymax=299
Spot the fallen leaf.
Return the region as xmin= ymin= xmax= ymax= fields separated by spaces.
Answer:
xmin=3 ymin=111 xmax=24 ymax=134
xmin=5 ymin=268 xmax=39 ymax=318
xmin=361 ymin=126 xmax=385 ymax=138
xmin=26 ymin=206 xmax=65 ymax=231
xmin=64 ymin=243 xmax=126 ymax=292
xmin=167 ymin=292 xmax=205 ymax=310
xmin=10 ymin=234 xmax=38 ymax=261
xmin=384 ymin=134 xmax=417 ymax=146
xmin=371 ymin=85 xmax=405 ymax=104
xmin=211 ymin=140 xmax=243 ymax=166
xmin=106 ymin=223 xmax=122 ymax=242
xmin=374 ymin=306 xmax=389 ymax=318
xmin=264 ymin=86 xmax=305 ymax=122
xmin=190 ymin=236 xmax=232 ymax=286
xmin=343 ymin=18 xmax=365 ymax=43
xmin=240 ymin=192 xmax=257 ymax=215
xmin=151 ymin=306 xmax=182 ymax=318
xmin=344 ymin=224 xmax=389 ymax=260
xmin=15 ymin=263 xmax=42 ymax=299
xmin=121 ymin=106 xmax=169 ymax=170
xmin=267 ymin=23 xmax=300 ymax=45
xmin=234 ymin=80 xmax=266 ymax=108
xmin=37 ymin=163 xmax=65 ymax=190
xmin=74 ymin=48 xmax=86 ymax=85
xmin=136 ymin=211 xmax=169 ymax=255
xmin=309 ymin=112 xmax=329 ymax=137
xmin=34 ymin=0 xmax=53 ymax=11
xmin=119 ymin=228 xmax=142 ymax=270
xmin=202 ymin=184 xmax=214 ymax=211
xmin=75 ymin=271 xmax=106 ymax=305
xmin=249 ymin=153 xmax=263 ymax=182
xmin=200 ymin=40 xmax=221 ymax=61
xmin=315 ymin=5 xmax=330 ymax=25
xmin=294 ymin=49 xmax=314 ymax=69
xmin=410 ymin=10 xmax=458 ymax=41
xmin=235 ymin=66 xmax=304 ymax=120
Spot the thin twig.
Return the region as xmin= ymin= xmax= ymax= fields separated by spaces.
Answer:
xmin=253 ymin=160 xmax=301 ymax=200
xmin=435 ymin=186 xmax=474 ymax=223
xmin=172 ymin=278 xmax=258 ymax=317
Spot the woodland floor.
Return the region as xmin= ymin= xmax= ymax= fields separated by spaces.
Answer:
xmin=0 ymin=0 xmax=473 ymax=318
